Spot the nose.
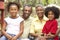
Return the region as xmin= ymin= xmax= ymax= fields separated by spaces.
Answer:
xmin=26 ymin=11 xmax=29 ymax=14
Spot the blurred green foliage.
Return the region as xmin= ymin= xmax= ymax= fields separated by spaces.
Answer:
xmin=5 ymin=0 xmax=60 ymax=6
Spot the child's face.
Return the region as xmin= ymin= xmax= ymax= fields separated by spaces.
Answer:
xmin=48 ymin=11 xmax=55 ymax=20
xmin=9 ymin=5 xmax=19 ymax=17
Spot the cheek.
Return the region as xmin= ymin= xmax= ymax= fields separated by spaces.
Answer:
xmin=52 ymin=15 xmax=55 ymax=18
xmin=37 ymin=11 xmax=40 ymax=14
xmin=24 ymin=11 xmax=27 ymax=13
xmin=48 ymin=15 xmax=54 ymax=18
xmin=9 ymin=11 xmax=18 ymax=15
xmin=9 ymin=10 xmax=13 ymax=13
xmin=48 ymin=15 xmax=51 ymax=17
xmin=15 ymin=10 xmax=18 ymax=12
xmin=38 ymin=13 xmax=43 ymax=16
xmin=9 ymin=10 xmax=18 ymax=13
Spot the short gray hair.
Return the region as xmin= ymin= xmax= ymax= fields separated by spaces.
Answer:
xmin=35 ymin=4 xmax=44 ymax=9
xmin=23 ymin=4 xmax=32 ymax=10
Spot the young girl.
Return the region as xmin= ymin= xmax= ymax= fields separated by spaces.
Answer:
xmin=1 ymin=2 xmax=24 ymax=40
xmin=42 ymin=6 xmax=59 ymax=40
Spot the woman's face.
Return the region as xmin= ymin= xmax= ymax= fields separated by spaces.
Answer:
xmin=9 ymin=5 xmax=19 ymax=17
xmin=48 ymin=11 xmax=55 ymax=20
xmin=36 ymin=7 xmax=44 ymax=18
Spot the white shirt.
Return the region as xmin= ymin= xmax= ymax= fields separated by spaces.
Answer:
xmin=4 ymin=16 xmax=24 ymax=35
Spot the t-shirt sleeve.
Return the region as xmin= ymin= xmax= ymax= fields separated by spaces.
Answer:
xmin=4 ymin=18 xmax=8 ymax=23
xmin=50 ymin=21 xmax=58 ymax=34
xmin=19 ymin=17 xmax=24 ymax=22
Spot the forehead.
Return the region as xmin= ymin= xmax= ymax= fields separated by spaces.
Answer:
xmin=10 ymin=5 xmax=18 ymax=8
xmin=48 ymin=11 xmax=54 ymax=14
xmin=36 ymin=6 xmax=44 ymax=10
xmin=24 ymin=6 xmax=31 ymax=10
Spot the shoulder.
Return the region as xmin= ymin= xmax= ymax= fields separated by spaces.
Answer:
xmin=4 ymin=17 xmax=11 ymax=23
xmin=31 ymin=18 xmax=40 ymax=25
xmin=29 ymin=16 xmax=34 ymax=20
xmin=4 ymin=17 xmax=10 ymax=21
xmin=53 ymin=19 xmax=58 ymax=23
xmin=50 ymin=19 xmax=58 ymax=25
xmin=18 ymin=16 xmax=24 ymax=20
xmin=44 ymin=19 xmax=49 ymax=23
xmin=43 ymin=15 xmax=49 ymax=21
xmin=18 ymin=16 xmax=24 ymax=22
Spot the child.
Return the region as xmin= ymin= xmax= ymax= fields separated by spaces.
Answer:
xmin=1 ymin=2 xmax=24 ymax=40
xmin=42 ymin=6 xmax=59 ymax=40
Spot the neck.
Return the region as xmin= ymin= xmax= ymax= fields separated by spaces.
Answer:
xmin=23 ymin=17 xmax=28 ymax=20
xmin=39 ymin=17 xmax=43 ymax=20
xmin=39 ymin=17 xmax=43 ymax=22
xmin=10 ymin=16 xmax=18 ymax=19
xmin=22 ymin=15 xmax=29 ymax=20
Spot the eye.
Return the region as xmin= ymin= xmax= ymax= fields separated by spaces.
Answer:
xmin=36 ymin=9 xmax=39 ymax=11
xmin=14 ymin=9 xmax=16 ymax=10
xmin=10 ymin=9 xmax=13 ymax=10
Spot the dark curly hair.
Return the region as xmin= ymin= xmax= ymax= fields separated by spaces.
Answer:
xmin=7 ymin=2 xmax=20 ymax=11
xmin=45 ymin=6 xmax=60 ymax=19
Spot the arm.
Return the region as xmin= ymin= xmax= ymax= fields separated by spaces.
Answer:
xmin=30 ymin=26 xmax=38 ymax=37
xmin=30 ymin=33 xmax=38 ymax=37
xmin=30 ymin=22 xmax=38 ymax=37
xmin=2 ymin=21 xmax=12 ymax=40
xmin=55 ymin=28 xmax=60 ymax=36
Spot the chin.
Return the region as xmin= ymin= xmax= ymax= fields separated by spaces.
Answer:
xmin=49 ymin=19 xmax=53 ymax=20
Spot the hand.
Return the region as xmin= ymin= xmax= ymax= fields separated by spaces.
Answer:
xmin=11 ymin=36 xmax=17 ymax=40
xmin=47 ymin=33 xmax=55 ymax=38
xmin=40 ymin=38 xmax=46 ymax=40
xmin=37 ymin=36 xmax=45 ymax=40
xmin=47 ymin=33 xmax=51 ymax=36
xmin=8 ymin=36 xmax=12 ymax=40
xmin=40 ymin=36 xmax=46 ymax=40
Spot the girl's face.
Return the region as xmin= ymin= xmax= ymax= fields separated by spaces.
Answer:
xmin=9 ymin=5 xmax=19 ymax=17
xmin=48 ymin=11 xmax=55 ymax=20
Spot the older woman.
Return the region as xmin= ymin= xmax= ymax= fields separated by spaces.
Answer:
xmin=29 ymin=4 xmax=48 ymax=40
